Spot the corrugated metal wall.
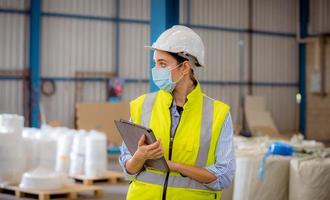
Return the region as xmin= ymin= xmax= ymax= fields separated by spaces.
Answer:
xmin=180 ymin=0 xmax=299 ymax=132
xmin=40 ymin=0 xmax=149 ymax=127
xmin=251 ymin=0 xmax=299 ymax=132
xmin=1 ymin=0 xmax=313 ymax=132
xmin=309 ymin=0 xmax=330 ymax=34
xmin=118 ymin=0 xmax=150 ymax=104
xmin=0 ymin=0 xmax=29 ymax=116
xmin=306 ymin=0 xmax=330 ymax=141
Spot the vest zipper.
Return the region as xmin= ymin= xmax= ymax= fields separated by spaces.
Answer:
xmin=162 ymin=106 xmax=182 ymax=200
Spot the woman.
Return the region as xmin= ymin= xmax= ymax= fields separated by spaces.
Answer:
xmin=119 ymin=25 xmax=235 ymax=200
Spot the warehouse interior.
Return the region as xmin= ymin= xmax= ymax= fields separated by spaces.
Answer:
xmin=0 ymin=0 xmax=330 ymax=199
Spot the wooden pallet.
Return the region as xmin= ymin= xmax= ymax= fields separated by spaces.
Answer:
xmin=0 ymin=184 xmax=103 ymax=200
xmin=72 ymin=170 xmax=124 ymax=185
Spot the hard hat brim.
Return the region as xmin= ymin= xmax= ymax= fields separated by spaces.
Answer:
xmin=144 ymin=45 xmax=204 ymax=67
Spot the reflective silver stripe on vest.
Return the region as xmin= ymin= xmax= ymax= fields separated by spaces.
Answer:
xmin=140 ymin=92 xmax=157 ymax=127
xmin=137 ymin=171 xmax=213 ymax=191
xmin=195 ymin=96 xmax=214 ymax=167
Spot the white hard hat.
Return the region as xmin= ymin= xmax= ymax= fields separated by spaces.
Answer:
xmin=146 ymin=25 xmax=205 ymax=67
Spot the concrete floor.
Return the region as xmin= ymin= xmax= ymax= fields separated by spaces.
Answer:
xmin=0 ymin=154 xmax=129 ymax=200
xmin=0 ymin=183 xmax=129 ymax=200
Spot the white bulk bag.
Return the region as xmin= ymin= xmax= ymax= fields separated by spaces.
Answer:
xmin=0 ymin=114 xmax=25 ymax=186
xmin=233 ymin=153 xmax=291 ymax=200
xmin=0 ymin=130 xmax=24 ymax=186
xmin=55 ymin=130 xmax=74 ymax=174
xmin=289 ymin=156 xmax=330 ymax=200
xmin=0 ymin=114 xmax=24 ymax=134
xmin=38 ymin=132 xmax=57 ymax=170
xmin=22 ymin=128 xmax=41 ymax=171
xmin=85 ymin=131 xmax=107 ymax=177
xmin=69 ymin=130 xmax=88 ymax=176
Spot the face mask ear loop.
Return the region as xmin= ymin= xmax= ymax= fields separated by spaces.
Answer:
xmin=169 ymin=62 xmax=184 ymax=71
xmin=171 ymin=62 xmax=187 ymax=84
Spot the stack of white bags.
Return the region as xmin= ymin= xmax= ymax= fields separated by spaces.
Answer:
xmin=84 ymin=131 xmax=108 ymax=177
xmin=69 ymin=130 xmax=107 ymax=178
xmin=0 ymin=114 xmax=25 ymax=186
xmin=221 ymin=135 xmax=330 ymax=200
xmin=0 ymin=114 xmax=108 ymax=190
xmin=69 ymin=130 xmax=88 ymax=176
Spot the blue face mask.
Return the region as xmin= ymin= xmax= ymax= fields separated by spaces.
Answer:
xmin=151 ymin=63 xmax=183 ymax=92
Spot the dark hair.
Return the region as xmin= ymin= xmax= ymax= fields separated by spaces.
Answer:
xmin=168 ymin=52 xmax=189 ymax=64
xmin=168 ymin=52 xmax=197 ymax=86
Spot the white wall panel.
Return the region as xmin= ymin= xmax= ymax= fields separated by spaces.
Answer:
xmin=78 ymin=81 xmax=107 ymax=103
xmin=193 ymin=29 xmax=249 ymax=82
xmin=179 ymin=0 xmax=188 ymax=23
xmin=119 ymin=23 xmax=150 ymax=79
xmin=0 ymin=0 xmax=29 ymax=10
xmin=187 ymin=0 xmax=249 ymax=28
xmin=120 ymin=0 xmax=149 ymax=20
xmin=0 ymin=1 xmax=28 ymax=118
xmin=201 ymin=84 xmax=246 ymax=124
xmin=122 ymin=82 xmax=149 ymax=102
xmin=0 ymin=13 xmax=28 ymax=70
xmin=252 ymin=35 xmax=298 ymax=83
xmin=43 ymin=0 xmax=116 ymax=17
xmin=309 ymin=0 xmax=330 ymax=34
xmin=0 ymin=80 xmax=23 ymax=115
xmin=41 ymin=17 xmax=116 ymax=76
xmin=253 ymin=0 xmax=297 ymax=33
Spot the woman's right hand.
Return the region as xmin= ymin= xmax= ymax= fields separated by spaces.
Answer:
xmin=133 ymin=134 xmax=164 ymax=162
xmin=125 ymin=134 xmax=164 ymax=174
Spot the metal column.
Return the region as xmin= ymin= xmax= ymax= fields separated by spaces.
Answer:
xmin=299 ymin=0 xmax=309 ymax=136
xmin=149 ymin=0 xmax=179 ymax=92
xmin=29 ymin=0 xmax=42 ymax=127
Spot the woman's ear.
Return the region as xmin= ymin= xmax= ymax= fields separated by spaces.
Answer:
xmin=181 ymin=61 xmax=192 ymax=75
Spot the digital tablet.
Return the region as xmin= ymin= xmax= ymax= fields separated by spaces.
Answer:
xmin=114 ymin=119 xmax=169 ymax=172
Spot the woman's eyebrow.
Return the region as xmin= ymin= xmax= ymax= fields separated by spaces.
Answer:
xmin=155 ymin=59 xmax=167 ymax=63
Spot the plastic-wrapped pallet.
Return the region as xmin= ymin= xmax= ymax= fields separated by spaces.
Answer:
xmin=85 ymin=131 xmax=107 ymax=177
xmin=233 ymin=152 xmax=291 ymax=200
xmin=69 ymin=130 xmax=88 ymax=176
xmin=0 ymin=114 xmax=24 ymax=133
xmin=0 ymin=114 xmax=25 ymax=186
xmin=38 ymin=127 xmax=58 ymax=170
xmin=20 ymin=167 xmax=64 ymax=190
xmin=289 ymin=155 xmax=330 ymax=200
xmin=55 ymin=128 xmax=74 ymax=174
xmin=22 ymin=128 xmax=41 ymax=171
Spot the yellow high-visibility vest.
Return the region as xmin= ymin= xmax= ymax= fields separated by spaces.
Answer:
xmin=127 ymin=83 xmax=230 ymax=200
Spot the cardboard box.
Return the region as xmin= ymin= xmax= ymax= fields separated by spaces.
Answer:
xmin=245 ymin=96 xmax=266 ymax=112
xmin=76 ymin=102 xmax=130 ymax=146
xmin=244 ymin=96 xmax=280 ymax=137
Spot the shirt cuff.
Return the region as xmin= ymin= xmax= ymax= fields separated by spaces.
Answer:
xmin=119 ymin=153 xmax=139 ymax=181
xmin=122 ymin=160 xmax=140 ymax=181
xmin=203 ymin=165 xmax=222 ymax=190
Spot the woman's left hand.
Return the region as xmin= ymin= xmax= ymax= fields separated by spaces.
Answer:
xmin=167 ymin=161 xmax=180 ymax=172
xmin=166 ymin=161 xmax=217 ymax=184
